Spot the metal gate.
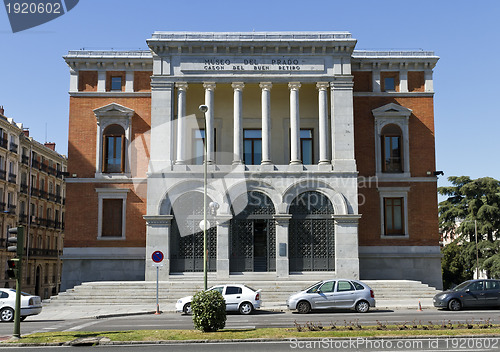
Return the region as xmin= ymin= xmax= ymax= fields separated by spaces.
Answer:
xmin=170 ymin=192 xmax=217 ymax=272
xmin=230 ymin=191 xmax=276 ymax=272
xmin=289 ymin=191 xmax=335 ymax=271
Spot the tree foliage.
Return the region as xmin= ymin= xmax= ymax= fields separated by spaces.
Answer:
xmin=438 ymin=176 xmax=500 ymax=281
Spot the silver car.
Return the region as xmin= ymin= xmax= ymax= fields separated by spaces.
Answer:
xmin=287 ymin=279 xmax=375 ymax=313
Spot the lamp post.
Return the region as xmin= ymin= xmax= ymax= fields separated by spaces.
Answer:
xmin=199 ymin=104 xmax=209 ymax=290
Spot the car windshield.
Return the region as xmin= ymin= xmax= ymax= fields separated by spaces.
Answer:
xmin=451 ymin=281 xmax=471 ymax=291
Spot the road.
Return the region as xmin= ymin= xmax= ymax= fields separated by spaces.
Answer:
xmin=1 ymin=338 xmax=500 ymax=352
xmin=1 ymin=308 xmax=499 ymax=336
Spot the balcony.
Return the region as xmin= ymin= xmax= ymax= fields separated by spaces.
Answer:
xmin=41 ymin=163 xmax=48 ymax=173
xmin=30 ymin=187 xmax=39 ymax=197
xmin=0 ymin=170 xmax=6 ymax=181
xmin=32 ymin=159 xmax=40 ymax=169
xmin=8 ymin=173 xmax=16 ymax=184
xmin=28 ymin=248 xmax=61 ymax=258
xmin=21 ymin=155 xmax=29 ymax=165
xmin=0 ymin=138 xmax=7 ymax=149
xmin=19 ymin=214 xmax=28 ymax=224
xmin=6 ymin=204 xmax=16 ymax=215
xmin=48 ymin=193 xmax=57 ymax=202
xmin=0 ymin=202 xmax=5 ymax=212
xmin=9 ymin=142 xmax=18 ymax=153
xmin=48 ymin=166 xmax=57 ymax=176
xmin=20 ymin=183 xmax=28 ymax=194
xmin=39 ymin=189 xmax=47 ymax=199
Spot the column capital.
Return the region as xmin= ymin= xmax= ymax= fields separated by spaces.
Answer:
xmin=231 ymin=82 xmax=245 ymax=91
xmin=316 ymin=82 xmax=330 ymax=91
xmin=176 ymin=82 xmax=189 ymax=90
xmin=259 ymin=82 xmax=273 ymax=90
xmin=203 ymin=82 xmax=216 ymax=90
xmin=288 ymin=82 xmax=301 ymax=90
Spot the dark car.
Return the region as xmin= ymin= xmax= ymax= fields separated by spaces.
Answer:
xmin=433 ymin=279 xmax=500 ymax=311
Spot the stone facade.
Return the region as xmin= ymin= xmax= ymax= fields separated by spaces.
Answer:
xmin=62 ymin=32 xmax=441 ymax=291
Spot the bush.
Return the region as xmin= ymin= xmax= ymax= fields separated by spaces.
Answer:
xmin=191 ymin=290 xmax=226 ymax=332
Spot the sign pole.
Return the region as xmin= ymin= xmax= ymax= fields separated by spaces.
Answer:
xmin=155 ymin=265 xmax=160 ymax=315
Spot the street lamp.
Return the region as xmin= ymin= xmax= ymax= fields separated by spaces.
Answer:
xmin=199 ymin=104 xmax=209 ymax=290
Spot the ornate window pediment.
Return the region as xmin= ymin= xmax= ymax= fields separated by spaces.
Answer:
xmin=372 ymin=103 xmax=411 ymax=179
xmin=94 ymin=103 xmax=135 ymax=178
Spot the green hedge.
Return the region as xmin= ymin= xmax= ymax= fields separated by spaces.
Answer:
xmin=191 ymin=290 xmax=227 ymax=332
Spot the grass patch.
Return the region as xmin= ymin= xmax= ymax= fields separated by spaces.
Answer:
xmin=5 ymin=326 xmax=500 ymax=344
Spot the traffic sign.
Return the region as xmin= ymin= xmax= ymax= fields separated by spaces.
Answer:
xmin=152 ymin=251 xmax=164 ymax=263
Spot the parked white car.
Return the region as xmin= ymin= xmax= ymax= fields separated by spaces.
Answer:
xmin=287 ymin=279 xmax=376 ymax=313
xmin=176 ymin=284 xmax=261 ymax=315
xmin=0 ymin=288 xmax=42 ymax=322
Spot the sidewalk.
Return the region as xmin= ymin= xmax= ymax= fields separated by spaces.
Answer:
xmin=29 ymin=298 xmax=435 ymax=321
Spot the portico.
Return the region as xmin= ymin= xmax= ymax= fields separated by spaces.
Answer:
xmin=144 ymin=32 xmax=361 ymax=281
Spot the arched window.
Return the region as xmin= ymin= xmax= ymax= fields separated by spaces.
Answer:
xmin=102 ymin=124 xmax=125 ymax=173
xmin=381 ymin=124 xmax=402 ymax=173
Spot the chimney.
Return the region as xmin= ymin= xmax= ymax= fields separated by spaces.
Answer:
xmin=23 ymin=128 xmax=30 ymax=137
xmin=0 ymin=106 xmax=4 ymax=116
xmin=44 ymin=142 xmax=56 ymax=151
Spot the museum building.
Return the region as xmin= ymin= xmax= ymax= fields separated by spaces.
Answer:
xmin=62 ymin=32 xmax=441 ymax=290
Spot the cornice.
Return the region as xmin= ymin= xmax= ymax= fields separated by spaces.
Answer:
xmin=64 ymin=51 xmax=153 ymax=71
xmin=147 ymin=31 xmax=357 ymax=56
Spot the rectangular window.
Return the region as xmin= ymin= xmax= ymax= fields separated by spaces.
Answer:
xmin=111 ymin=76 xmax=122 ymax=91
xmin=103 ymin=135 xmax=124 ymax=173
xmin=102 ymin=199 xmax=123 ymax=237
xmin=382 ymin=135 xmax=402 ymax=172
xmin=193 ymin=129 xmax=216 ymax=165
xmin=384 ymin=197 xmax=404 ymax=235
xmin=243 ymin=129 xmax=262 ymax=165
xmin=384 ymin=77 xmax=395 ymax=91
xmin=193 ymin=129 xmax=205 ymax=165
xmin=300 ymin=129 xmax=313 ymax=165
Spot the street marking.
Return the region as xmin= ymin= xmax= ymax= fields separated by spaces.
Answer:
xmin=64 ymin=320 xmax=102 ymax=331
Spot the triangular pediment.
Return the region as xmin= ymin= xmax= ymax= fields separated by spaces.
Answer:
xmin=93 ymin=103 xmax=135 ymax=117
xmin=372 ymin=103 xmax=412 ymax=117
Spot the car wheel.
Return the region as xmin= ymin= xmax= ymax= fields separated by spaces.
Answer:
xmin=355 ymin=300 xmax=370 ymax=313
xmin=183 ymin=303 xmax=192 ymax=315
xmin=448 ymin=299 xmax=462 ymax=311
xmin=239 ymin=302 xmax=253 ymax=315
xmin=0 ymin=308 xmax=14 ymax=322
xmin=297 ymin=301 xmax=311 ymax=314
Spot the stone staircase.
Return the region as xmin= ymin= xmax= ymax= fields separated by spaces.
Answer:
xmin=45 ymin=275 xmax=440 ymax=309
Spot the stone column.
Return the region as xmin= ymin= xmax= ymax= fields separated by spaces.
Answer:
xmin=144 ymin=215 xmax=173 ymax=281
xmin=333 ymin=215 xmax=361 ymax=279
xmin=424 ymin=69 xmax=434 ymax=92
xmin=260 ymin=82 xmax=272 ymax=165
xmin=203 ymin=82 xmax=216 ymax=164
xmin=274 ymin=214 xmax=292 ymax=278
xmin=125 ymin=71 xmax=134 ymax=92
xmin=69 ymin=68 xmax=78 ymax=93
xmin=372 ymin=68 xmax=381 ymax=93
xmin=317 ymin=82 xmax=330 ymax=165
xmin=216 ymin=216 xmax=232 ymax=279
xmin=330 ymin=78 xmax=356 ymax=172
xmin=288 ymin=82 xmax=301 ymax=165
xmin=232 ymin=83 xmax=244 ymax=165
xmin=399 ymin=70 xmax=408 ymax=93
xmin=97 ymin=70 xmax=106 ymax=92
xmin=175 ymin=82 xmax=188 ymax=165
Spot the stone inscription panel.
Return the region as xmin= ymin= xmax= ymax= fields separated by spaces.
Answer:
xmin=180 ymin=57 xmax=325 ymax=73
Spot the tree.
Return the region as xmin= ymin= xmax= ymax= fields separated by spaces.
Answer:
xmin=438 ymin=176 xmax=500 ymax=280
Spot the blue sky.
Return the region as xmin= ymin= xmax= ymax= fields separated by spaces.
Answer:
xmin=1 ymin=0 xmax=499 ymax=190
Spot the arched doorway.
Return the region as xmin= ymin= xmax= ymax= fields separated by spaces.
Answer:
xmin=170 ymin=192 xmax=217 ymax=272
xmin=230 ymin=191 xmax=276 ymax=272
xmin=289 ymin=191 xmax=335 ymax=271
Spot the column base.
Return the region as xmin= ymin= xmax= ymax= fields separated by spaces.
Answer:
xmin=260 ymin=163 xmax=275 ymax=172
